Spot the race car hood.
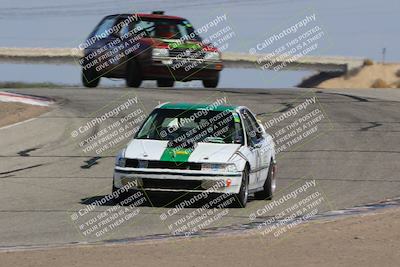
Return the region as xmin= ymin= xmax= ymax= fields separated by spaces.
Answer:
xmin=124 ymin=139 xmax=241 ymax=163
xmin=141 ymin=38 xmax=217 ymax=51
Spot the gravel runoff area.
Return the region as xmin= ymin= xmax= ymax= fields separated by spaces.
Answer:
xmin=1 ymin=207 xmax=399 ymax=267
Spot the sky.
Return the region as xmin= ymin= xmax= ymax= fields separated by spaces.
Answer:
xmin=0 ymin=0 xmax=398 ymax=86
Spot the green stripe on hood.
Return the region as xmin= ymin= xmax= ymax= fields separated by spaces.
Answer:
xmin=160 ymin=147 xmax=193 ymax=162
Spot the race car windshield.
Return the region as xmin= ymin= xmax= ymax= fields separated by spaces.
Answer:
xmin=89 ymin=16 xmax=119 ymax=40
xmin=134 ymin=18 xmax=201 ymax=41
xmin=88 ymin=16 xmax=201 ymax=42
xmin=136 ymin=109 xmax=244 ymax=144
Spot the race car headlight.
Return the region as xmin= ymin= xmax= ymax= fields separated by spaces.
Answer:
xmin=224 ymin=164 xmax=238 ymax=173
xmin=116 ymin=157 xmax=126 ymax=167
xmin=204 ymin=51 xmax=220 ymax=60
xmin=202 ymin=163 xmax=237 ymax=173
xmin=152 ymin=48 xmax=169 ymax=57
xmin=115 ymin=150 xmax=126 ymax=167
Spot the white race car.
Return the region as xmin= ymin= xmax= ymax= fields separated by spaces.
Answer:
xmin=113 ymin=102 xmax=276 ymax=207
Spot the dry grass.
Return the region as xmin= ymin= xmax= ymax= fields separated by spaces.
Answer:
xmin=0 ymin=102 xmax=49 ymax=127
xmin=371 ymin=79 xmax=390 ymax=88
xmin=0 ymin=82 xmax=65 ymax=89
xmin=317 ymin=63 xmax=400 ymax=89
xmin=363 ymin=59 xmax=374 ymax=66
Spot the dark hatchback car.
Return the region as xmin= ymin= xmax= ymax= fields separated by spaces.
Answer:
xmin=80 ymin=11 xmax=223 ymax=88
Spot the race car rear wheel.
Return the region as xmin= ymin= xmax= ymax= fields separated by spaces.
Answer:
xmin=126 ymin=59 xmax=142 ymax=88
xmin=254 ymin=160 xmax=276 ymax=200
xmin=157 ymin=79 xmax=175 ymax=87
xmin=234 ymin=167 xmax=249 ymax=207
xmin=82 ymin=68 xmax=100 ymax=88
xmin=202 ymin=74 xmax=219 ymax=88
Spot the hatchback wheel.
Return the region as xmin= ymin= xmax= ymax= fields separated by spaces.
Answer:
xmin=202 ymin=74 xmax=219 ymax=88
xmin=82 ymin=68 xmax=100 ymax=88
xmin=126 ymin=59 xmax=142 ymax=88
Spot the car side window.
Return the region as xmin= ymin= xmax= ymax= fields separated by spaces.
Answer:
xmin=241 ymin=109 xmax=260 ymax=146
xmin=246 ymin=112 xmax=264 ymax=140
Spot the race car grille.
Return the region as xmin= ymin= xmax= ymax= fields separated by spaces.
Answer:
xmin=124 ymin=159 xmax=201 ymax=170
xmin=147 ymin=161 xmax=202 ymax=170
xmin=142 ymin=179 xmax=204 ymax=190
xmin=125 ymin=159 xmax=139 ymax=168
xmin=169 ymin=49 xmax=205 ymax=59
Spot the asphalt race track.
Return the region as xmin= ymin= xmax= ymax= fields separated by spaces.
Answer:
xmin=0 ymin=87 xmax=399 ymax=248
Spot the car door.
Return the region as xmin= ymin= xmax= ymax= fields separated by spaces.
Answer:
xmin=246 ymin=112 xmax=272 ymax=187
xmin=106 ymin=17 xmax=130 ymax=68
xmin=240 ymin=109 xmax=263 ymax=187
xmin=248 ymin=112 xmax=271 ymax=165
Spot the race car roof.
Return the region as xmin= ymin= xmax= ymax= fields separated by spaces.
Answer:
xmin=109 ymin=13 xmax=185 ymax=20
xmin=158 ymin=102 xmax=239 ymax=112
xmin=137 ymin=13 xmax=184 ymax=20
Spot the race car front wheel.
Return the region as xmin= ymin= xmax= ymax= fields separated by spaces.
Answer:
xmin=234 ymin=167 xmax=249 ymax=207
xmin=82 ymin=68 xmax=100 ymax=88
xmin=254 ymin=160 xmax=276 ymax=200
xmin=126 ymin=59 xmax=142 ymax=88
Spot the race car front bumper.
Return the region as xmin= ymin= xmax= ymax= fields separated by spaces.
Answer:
xmin=143 ymin=56 xmax=223 ymax=81
xmin=113 ymin=167 xmax=242 ymax=194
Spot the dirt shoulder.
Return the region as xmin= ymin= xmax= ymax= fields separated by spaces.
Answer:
xmin=1 ymin=207 xmax=399 ymax=267
xmin=0 ymin=102 xmax=49 ymax=128
xmin=0 ymin=102 xmax=49 ymax=127
xmin=317 ymin=63 xmax=400 ymax=89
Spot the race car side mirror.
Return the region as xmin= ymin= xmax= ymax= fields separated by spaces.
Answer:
xmin=253 ymin=143 xmax=262 ymax=149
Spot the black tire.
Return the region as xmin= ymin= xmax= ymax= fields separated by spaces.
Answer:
xmin=157 ymin=79 xmax=175 ymax=87
xmin=82 ymin=68 xmax=100 ymax=88
xmin=254 ymin=160 xmax=276 ymax=200
xmin=202 ymin=74 xmax=219 ymax=88
xmin=233 ymin=167 xmax=249 ymax=208
xmin=126 ymin=59 xmax=142 ymax=88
